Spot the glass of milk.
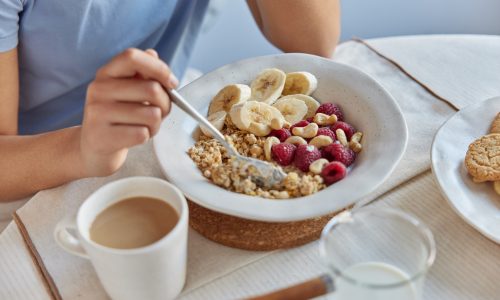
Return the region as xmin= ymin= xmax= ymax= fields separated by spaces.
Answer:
xmin=319 ymin=207 xmax=436 ymax=300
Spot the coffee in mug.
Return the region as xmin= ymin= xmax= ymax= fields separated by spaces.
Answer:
xmin=89 ymin=196 xmax=179 ymax=249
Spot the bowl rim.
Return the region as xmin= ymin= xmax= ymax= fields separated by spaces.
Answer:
xmin=153 ymin=53 xmax=408 ymax=222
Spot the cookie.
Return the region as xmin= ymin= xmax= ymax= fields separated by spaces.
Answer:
xmin=488 ymin=114 xmax=500 ymax=191
xmin=490 ymin=113 xmax=500 ymax=134
xmin=493 ymin=181 xmax=500 ymax=195
xmin=472 ymin=176 xmax=485 ymax=183
xmin=465 ymin=133 xmax=500 ymax=182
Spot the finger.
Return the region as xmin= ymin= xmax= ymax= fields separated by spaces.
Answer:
xmin=106 ymin=125 xmax=151 ymax=149
xmin=97 ymin=48 xmax=179 ymax=89
xmin=87 ymin=78 xmax=171 ymax=117
xmin=109 ymin=102 xmax=162 ymax=136
xmin=139 ymin=49 xmax=159 ymax=80
xmin=92 ymin=101 xmax=162 ymax=136
xmin=146 ymin=49 xmax=159 ymax=58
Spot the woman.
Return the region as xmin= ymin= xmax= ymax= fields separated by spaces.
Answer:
xmin=0 ymin=0 xmax=340 ymax=202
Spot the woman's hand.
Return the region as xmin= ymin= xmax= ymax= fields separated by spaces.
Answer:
xmin=79 ymin=48 xmax=177 ymax=177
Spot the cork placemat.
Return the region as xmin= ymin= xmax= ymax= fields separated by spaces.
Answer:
xmin=188 ymin=200 xmax=348 ymax=251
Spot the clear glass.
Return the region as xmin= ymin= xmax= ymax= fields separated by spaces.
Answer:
xmin=319 ymin=207 xmax=436 ymax=300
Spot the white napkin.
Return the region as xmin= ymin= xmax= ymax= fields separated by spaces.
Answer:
xmin=333 ymin=40 xmax=457 ymax=207
xmin=366 ymin=34 xmax=500 ymax=109
xmin=0 ymin=198 xmax=29 ymax=232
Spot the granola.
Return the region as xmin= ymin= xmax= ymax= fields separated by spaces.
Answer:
xmin=188 ymin=121 xmax=325 ymax=199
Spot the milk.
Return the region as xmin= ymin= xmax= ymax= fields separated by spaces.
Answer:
xmin=334 ymin=262 xmax=420 ymax=300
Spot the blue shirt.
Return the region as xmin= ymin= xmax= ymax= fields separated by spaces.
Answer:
xmin=0 ymin=0 xmax=210 ymax=134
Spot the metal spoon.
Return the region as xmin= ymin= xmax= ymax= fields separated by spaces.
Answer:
xmin=167 ymin=89 xmax=287 ymax=188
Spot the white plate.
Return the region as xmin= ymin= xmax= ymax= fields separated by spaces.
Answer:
xmin=431 ymin=96 xmax=500 ymax=243
xmin=153 ymin=53 xmax=407 ymax=222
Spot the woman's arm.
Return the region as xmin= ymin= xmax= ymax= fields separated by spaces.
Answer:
xmin=0 ymin=48 xmax=176 ymax=202
xmin=0 ymin=48 xmax=18 ymax=135
xmin=0 ymin=48 xmax=85 ymax=200
xmin=247 ymin=0 xmax=341 ymax=57
xmin=0 ymin=127 xmax=85 ymax=201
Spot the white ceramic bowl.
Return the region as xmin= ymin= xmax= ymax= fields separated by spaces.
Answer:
xmin=153 ymin=54 xmax=407 ymax=222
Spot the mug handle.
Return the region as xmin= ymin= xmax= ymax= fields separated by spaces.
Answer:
xmin=54 ymin=217 xmax=89 ymax=259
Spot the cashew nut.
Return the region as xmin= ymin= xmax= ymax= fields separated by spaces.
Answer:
xmin=349 ymin=140 xmax=363 ymax=153
xmin=264 ymin=136 xmax=281 ymax=161
xmin=309 ymin=158 xmax=329 ymax=174
xmin=313 ymin=113 xmax=337 ymax=126
xmin=335 ymin=129 xmax=348 ymax=146
xmin=309 ymin=135 xmax=333 ymax=148
xmin=284 ymin=136 xmax=308 ymax=146
xmin=351 ymin=132 xmax=363 ymax=143
xmin=249 ymin=144 xmax=263 ymax=157
xmin=292 ymin=123 xmax=319 ymax=138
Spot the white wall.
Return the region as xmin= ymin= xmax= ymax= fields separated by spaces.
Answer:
xmin=189 ymin=0 xmax=500 ymax=73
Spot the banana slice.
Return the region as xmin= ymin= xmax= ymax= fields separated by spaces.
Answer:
xmin=228 ymin=102 xmax=246 ymax=130
xmin=247 ymin=123 xmax=273 ymax=137
xmin=272 ymin=97 xmax=308 ymax=125
xmin=229 ymin=101 xmax=285 ymax=136
xmin=279 ymin=94 xmax=320 ymax=118
xmin=282 ymin=71 xmax=318 ymax=96
xmin=200 ymin=111 xmax=227 ymax=137
xmin=208 ymin=84 xmax=251 ymax=116
xmin=250 ymin=68 xmax=286 ymax=105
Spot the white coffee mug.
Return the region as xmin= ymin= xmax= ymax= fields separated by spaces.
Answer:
xmin=54 ymin=176 xmax=188 ymax=300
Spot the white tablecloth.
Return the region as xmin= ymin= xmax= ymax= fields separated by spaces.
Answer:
xmin=1 ymin=35 xmax=499 ymax=300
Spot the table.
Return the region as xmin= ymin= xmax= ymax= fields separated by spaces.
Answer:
xmin=1 ymin=35 xmax=500 ymax=300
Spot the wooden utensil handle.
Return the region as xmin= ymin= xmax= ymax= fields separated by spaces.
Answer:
xmin=246 ymin=274 xmax=334 ymax=300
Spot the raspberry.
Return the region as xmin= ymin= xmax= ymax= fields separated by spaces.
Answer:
xmin=331 ymin=121 xmax=356 ymax=140
xmin=306 ymin=117 xmax=314 ymax=123
xmin=321 ymin=148 xmax=330 ymax=160
xmin=271 ymin=143 xmax=297 ymax=166
xmin=294 ymin=144 xmax=321 ymax=172
xmin=269 ymin=128 xmax=291 ymax=142
xmin=322 ymin=143 xmax=356 ymax=166
xmin=316 ymin=127 xmax=336 ymax=141
xmin=316 ymin=103 xmax=344 ymax=121
xmin=321 ymin=162 xmax=347 ymax=185
xmin=290 ymin=120 xmax=310 ymax=133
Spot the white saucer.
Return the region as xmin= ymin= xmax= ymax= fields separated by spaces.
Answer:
xmin=431 ymin=96 xmax=500 ymax=243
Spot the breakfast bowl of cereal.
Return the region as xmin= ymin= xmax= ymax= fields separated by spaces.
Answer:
xmin=153 ymin=53 xmax=407 ymax=222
